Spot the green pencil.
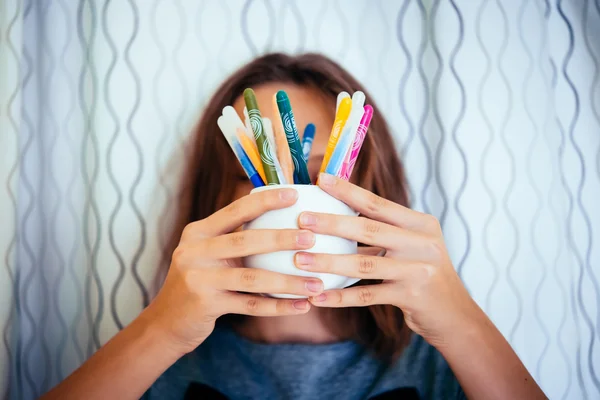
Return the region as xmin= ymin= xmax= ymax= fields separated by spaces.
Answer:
xmin=243 ymin=88 xmax=280 ymax=185
xmin=276 ymin=90 xmax=311 ymax=184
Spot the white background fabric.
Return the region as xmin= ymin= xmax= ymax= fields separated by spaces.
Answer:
xmin=1 ymin=0 xmax=599 ymax=398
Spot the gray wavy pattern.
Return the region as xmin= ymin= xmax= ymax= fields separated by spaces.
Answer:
xmin=553 ymin=1 xmax=590 ymax=396
xmin=332 ymin=0 xmax=349 ymax=60
xmin=416 ymin=0 xmax=432 ymax=215
xmin=19 ymin=2 xmax=45 ymax=396
xmin=313 ymin=1 xmax=328 ymax=51
xmin=549 ymin=59 xmax=574 ymax=400
xmin=395 ymin=0 xmax=415 ymax=205
xmin=446 ymin=0 xmax=470 ymax=275
xmin=518 ymin=0 xmax=550 ymax=384
xmin=582 ymin=0 xmax=600 ymax=344
xmin=429 ymin=0 xmax=449 ymax=227
xmin=217 ymin=1 xmax=233 ymax=71
xmin=557 ymin=0 xmax=600 ymax=393
xmin=53 ymin=0 xmax=74 ymax=382
xmin=533 ymin=3 xmax=573 ymax=396
xmin=475 ymin=0 xmax=500 ymax=313
xmin=241 ymin=0 xmax=275 ymax=55
xmin=592 ymin=0 xmax=600 ymax=190
xmin=38 ymin=0 xmax=62 ymax=388
xmin=76 ymin=0 xmax=104 ymax=358
xmin=3 ymin=1 xmax=23 ymax=399
xmin=374 ymin=0 xmax=391 ymax=114
xmin=152 ymin=0 xmax=174 ymax=295
xmin=278 ymin=0 xmax=306 ymax=53
xmin=539 ymin=8 xmax=572 ymax=396
xmin=102 ymin=0 xmax=127 ymax=330
xmin=173 ymin=0 xmax=191 ymax=162
xmin=494 ymin=0 xmax=523 ymax=344
xmin=124 ymin=0 xmax=149 ymax=311
xmin=57 ymin=0 xmax=86 ymax=372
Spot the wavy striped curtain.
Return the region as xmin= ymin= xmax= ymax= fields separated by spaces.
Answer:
xmin=1 ymin=0 xmax=599 ymax=399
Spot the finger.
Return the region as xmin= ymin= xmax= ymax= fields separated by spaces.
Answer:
xmin=308 ymin=284 xmax=398 ymax=308
xmin=295 ymin=252 xmax=420 ymax=281
xmin=182 ymin=188 xmax=299 ymax=241
xmin=317 ymin=173 xmax=438 ymax=235
xmin=221 ymin=293 xmax=311 ymax=316
xmin=298 ymin=212 xmax=429 ymax=256
xmin=215 ymin=267 xmax=324 ymax=297
xmin=357 ymin=246 xmax=386 ymax=257
xmin=202 ymin=229 xmax=315 ymax=259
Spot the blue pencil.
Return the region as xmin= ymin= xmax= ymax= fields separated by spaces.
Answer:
xmin=325 ymin=124 xmax=353 ymax=177
xmin=218 ymin=115 xmax=265 ymax=187
xmin=302 ymin=123 xmax=315 ymax=162
xmin=234 ymin=142 xmax=265 ymax=187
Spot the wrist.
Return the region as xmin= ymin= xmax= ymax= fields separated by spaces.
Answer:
xmin=435 ymin=303 xmax=495 ymax=359
xmin=136 ymin=306 xmax=196 ymax=359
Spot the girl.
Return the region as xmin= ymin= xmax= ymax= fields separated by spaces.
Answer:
xmin=44 ymin=53 xmax=545 ymax=400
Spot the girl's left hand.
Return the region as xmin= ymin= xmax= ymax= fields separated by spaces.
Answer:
xmin=295 ymin=173 xmax=487 ymax=349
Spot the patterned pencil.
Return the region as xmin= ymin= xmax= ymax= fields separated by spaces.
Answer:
xmin=244 ymin=88 xmax=280 ymax=185
xmin=275 ymin=90 xmax=311 ymax=185
xmin=340 ymin=105 xmax=373 ymax=180
xmin=272 ymin=94 xmax=295 ymax=184
xmin=319 ymin=97 xmax=352 ymax=174
xmin=302 ymin=123 xmax=316 ymax=162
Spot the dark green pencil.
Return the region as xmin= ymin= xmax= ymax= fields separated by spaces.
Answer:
xmin=275 ymin=90 xmax=311 ymax=184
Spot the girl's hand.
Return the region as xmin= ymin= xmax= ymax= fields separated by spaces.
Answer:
xmin=295 ymin=173 xmax=485 ymax=348
xmin=145 ymin=188 xmax=323 ymax=354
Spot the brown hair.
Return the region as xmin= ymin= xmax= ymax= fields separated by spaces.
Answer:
xmin=169 ymin=53 xmax=411 ymax=359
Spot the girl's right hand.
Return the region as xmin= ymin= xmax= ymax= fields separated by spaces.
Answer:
xmin=142 ymin=188 xmax=322 ymax=354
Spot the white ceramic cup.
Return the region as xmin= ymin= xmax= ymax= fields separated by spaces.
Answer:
xmin=243 ymin=184 xmax=360 ymax=299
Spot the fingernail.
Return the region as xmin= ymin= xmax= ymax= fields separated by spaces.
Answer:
xmin=311 ymin=294 xmax=327 ymax=302
xmin=299 ymin=212 xmax=317 ymax=226
xmin=293 ymin=300 xmax=309 ymax=310
xmin=305 ymin=280 xmax=323 ymax=293
xmin=296 ymin=231 xmax=315 ymax=246
xmin=296 ymin=252 xmax=315 ymax=267
xmin=319 ymin=173 xmax=336 ymax=187
xmin=279 ymin=189 xmax=298 ymax=201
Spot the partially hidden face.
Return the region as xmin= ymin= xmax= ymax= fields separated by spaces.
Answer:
xmin=231 ymin=83 xmax=335 ymax=201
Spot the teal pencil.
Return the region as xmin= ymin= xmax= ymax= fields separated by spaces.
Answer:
xmin=275 ymin=90 xmax=311 ymax=185
xmin=244 ymin=88 xmax=280 ymax=185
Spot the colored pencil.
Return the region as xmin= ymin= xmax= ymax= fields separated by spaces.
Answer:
xmin=217 ymin=116 xmax=265 ymax=187
xmin=325 ymin=103 xmax=365 ymax=177
xmin=336 ymin=91 xmax=350 ymax=114
xmin=339 ymin=91 xmax=366 ymax=172
xmin=242 ymin=107 xmax=254 ymax=141
xmin=340 ymin=105 xmax=373 ymax=180
xmin=244 ymin=88 xmax=280 ymax=185
xmin=236 ymin=127 xmax=267 ymax=184
xmin=324 ymin=122 xmax=355 ymax=177
xmin=271 ymin=94 xmax=295 ymax=184
xmin=302 ymin=123 xmax=316 ymax=162
xmin=319 ymin=97 xmax=352 ymax=174
xmin=276 ymin=90 xmax=311 ymax=184
xmin=262 ymin=117 xmax=287 ymax=184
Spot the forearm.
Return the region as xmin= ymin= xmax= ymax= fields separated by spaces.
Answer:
xmin=42 ymin=309 xmax=185 ymax=400
xmin=439 ymin=309 xmax=546 ymax=400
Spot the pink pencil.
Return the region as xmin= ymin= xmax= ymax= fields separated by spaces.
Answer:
xmin=340 ymin=105 xmax=373 ymax=181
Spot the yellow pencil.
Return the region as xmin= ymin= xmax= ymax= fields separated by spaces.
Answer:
xmin=319 ymin=97 xmax=352 ymax=174
xmin=272 ymin=94 xmax=294 ymax=184
xmin=236 ymin=127 xmax=267 ymax=184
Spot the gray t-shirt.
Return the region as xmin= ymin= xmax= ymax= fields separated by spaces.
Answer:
xmin=146 ymin=326 xmax=465 ymax=399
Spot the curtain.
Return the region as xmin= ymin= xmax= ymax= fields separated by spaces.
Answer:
xmin=1 ymin=0 xmax=599 ymax=398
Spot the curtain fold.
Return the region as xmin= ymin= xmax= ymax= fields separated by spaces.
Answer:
xmin=1 ymin=1 xmax=599 ymax=399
